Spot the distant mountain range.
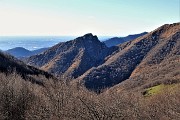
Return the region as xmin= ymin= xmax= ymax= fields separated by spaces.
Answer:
xmin=103 ymin=32 xmax=148 ymax=47
xmin=25 ymin=23 xmax=180 ymax=92
xmin=6 ymin=47 xmax=48 ymax=58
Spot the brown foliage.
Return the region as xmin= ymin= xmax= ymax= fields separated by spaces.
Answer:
xmin=0 ymin=72 xmax=180 ymax=120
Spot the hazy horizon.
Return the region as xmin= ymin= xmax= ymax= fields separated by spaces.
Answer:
xmin=0 ymin=35 xmax=115 ymax=50
xmin=0 ymin=0 xmax=179 ymax=36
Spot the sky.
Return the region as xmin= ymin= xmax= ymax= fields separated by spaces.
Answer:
xmin=0 ymin=0 xmax=179 ymax=36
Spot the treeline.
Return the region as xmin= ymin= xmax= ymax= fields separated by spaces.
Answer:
xmin=0 ymin=72 xmax=180 ymax=120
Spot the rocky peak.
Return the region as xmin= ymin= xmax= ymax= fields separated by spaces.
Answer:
xmin=75 ymin=33 xmax=99 ymax=44
xmin=83 ymin=33 xmax=95 ymax=39
xmin=70 ymin=33 xmax=108 ymax=55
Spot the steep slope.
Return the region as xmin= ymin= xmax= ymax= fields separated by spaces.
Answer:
xmin=119 ymin=23 xmax=180 ymax=91
xmin=104 ymin=32 xmax=148 ymax=47
xmin=6 ymin=47 xmax=48 ymax=58
xmin=26 ymin=33 xmax=115 ymax=78
xmin=0 ymin=51 xmax=53 ymax=84
xmin=78 ymin=23 xmax=180 ymax=91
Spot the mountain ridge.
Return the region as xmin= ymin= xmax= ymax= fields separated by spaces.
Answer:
xmin=26 ymin=33 xmax=116 ymax=79
xmin=104 ymin=32 xmax=148 ymax=47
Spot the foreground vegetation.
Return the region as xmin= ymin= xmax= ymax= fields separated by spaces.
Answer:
xmin=0 ymin=72 xmax=180 ymax=120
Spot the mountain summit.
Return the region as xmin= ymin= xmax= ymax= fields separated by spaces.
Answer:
xmin=26 ymin=33 xmax=113 ymax=78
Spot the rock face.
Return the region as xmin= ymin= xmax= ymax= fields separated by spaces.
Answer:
xmin=104 ymin=32 xmax=148 ymax=47
xmin=26 ymin=33 xmax=115 ymax=78
xmin=79 ymin=23 xmax=180 ymax=91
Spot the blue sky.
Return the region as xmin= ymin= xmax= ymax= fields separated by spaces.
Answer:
xmin=0 ymin=0 xmax=179 ymax=36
